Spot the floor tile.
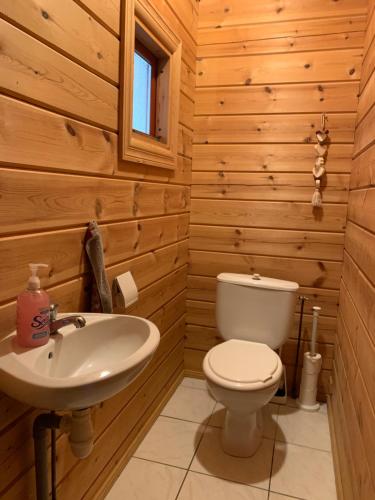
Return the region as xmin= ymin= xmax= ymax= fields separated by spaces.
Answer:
xmin=134 ymin=416 xmax=204 ymax=468
xmin=270 ymin=441 xmax=337 ymax=500
xmin=181 ymin=377 xmax=207 ymax=391
xmin=177 ymin=471 xmax=268 ymax=500
xmin=276 ymin=405 xmax=331 ymax=451
xmin=105 ymin=458 xmax=185 ymax=500
xmin=190 ymin=426 xmax=273 ymax=489
xmin=269 ymin=493 xmax=303 ymax=500
xmin=209 ymin=403 xmax=279 ymax=439
xmin=161 ymin=385 xmax=216 ymax=423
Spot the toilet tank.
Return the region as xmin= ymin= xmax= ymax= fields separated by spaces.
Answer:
xmin=216 ymin=273 xmax=299 ymax=350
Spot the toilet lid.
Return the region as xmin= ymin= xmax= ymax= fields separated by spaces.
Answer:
xmin=207 ymin=340 xmax=280 ymax=386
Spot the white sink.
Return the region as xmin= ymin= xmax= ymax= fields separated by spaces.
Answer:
xmin=0 ymin=313 xmax=160 ymax=410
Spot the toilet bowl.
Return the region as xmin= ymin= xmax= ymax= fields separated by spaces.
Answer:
xmin=204 ymin=339 xmax=283 ymax=457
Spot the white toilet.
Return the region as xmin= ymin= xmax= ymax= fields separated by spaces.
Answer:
xmin=203 ymin=272 xmax=299 ymax=457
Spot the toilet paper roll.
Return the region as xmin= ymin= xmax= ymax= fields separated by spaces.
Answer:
xmin=113 ymin=271 xmax=138 ymax=309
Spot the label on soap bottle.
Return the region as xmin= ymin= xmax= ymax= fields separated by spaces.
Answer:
xmin=31 ymin=307 xmax=50 ymax=340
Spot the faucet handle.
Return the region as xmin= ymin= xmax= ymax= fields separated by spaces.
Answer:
xmin=50 ymin=304 xmax=59 ymax=321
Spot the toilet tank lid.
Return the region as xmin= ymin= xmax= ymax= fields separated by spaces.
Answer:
xmin=217 ymin=273 xmax=299 ymax=292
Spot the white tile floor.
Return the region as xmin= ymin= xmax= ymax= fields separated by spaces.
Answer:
xmin=106 ymin=377 xmax=337 ymax=500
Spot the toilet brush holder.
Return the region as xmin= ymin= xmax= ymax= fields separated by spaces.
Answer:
xmin=297 ymin=352 xmax=322 ymax=411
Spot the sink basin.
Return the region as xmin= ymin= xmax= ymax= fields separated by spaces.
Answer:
xmin=0 ymin=313 xmax=160 ymax=410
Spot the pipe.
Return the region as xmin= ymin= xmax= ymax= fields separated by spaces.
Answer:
xmin=33 ymin=409 xmax=94 ymax=500
xmin=33 ymin=413 xmax=63 ymax=500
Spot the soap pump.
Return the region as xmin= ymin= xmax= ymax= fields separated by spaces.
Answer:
xmin=16 ymin=263 xmax=50 ymax=347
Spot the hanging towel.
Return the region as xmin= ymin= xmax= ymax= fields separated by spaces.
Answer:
xmin=84 ymin=221 xmax=113 ymax=313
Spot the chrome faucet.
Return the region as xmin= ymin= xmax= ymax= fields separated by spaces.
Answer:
xmin=49 ymin=304 xmax=86 ymax=335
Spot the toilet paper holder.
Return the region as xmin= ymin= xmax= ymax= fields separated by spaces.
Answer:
xmin=112 ymin=271 xmax=139 ymax=309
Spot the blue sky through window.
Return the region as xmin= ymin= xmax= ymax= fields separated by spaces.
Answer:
xmin=133 ymin=52 xmax=152 ymax=134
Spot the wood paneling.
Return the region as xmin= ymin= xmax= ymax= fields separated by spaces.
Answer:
xmin=195 ymin=83 xmax=359 ymax=115
xmin=332 ymin=5 xmax=375 ymax=498
xmin=198 ymin=0 xmax=367 ymax=28
xmin=0 ymin=0 xmax=196 ymax=498
xmin=0 ymin=0 xmax=120 ymax=83
xmin=196 ymin=50 xmax=362 ymax=87
xmin=0 ymin=19 xmax=118 ymax=130
xmin=187 ymin=0 xmax=364 ymax=407
xmin=75 ymin=0 xmax=121 ymax=35
xmin=191 ymin=199 xmax=347 ymax=231
xmin=193 ymin=143 xmax=353 ymax=173
xmin=198 ymin=15 xmax=367 ymax=45
xmin=194 ymin=114 xmax=356 ymax=145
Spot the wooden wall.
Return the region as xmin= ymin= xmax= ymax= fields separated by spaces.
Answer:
xmin=331 ymin=2 xmax=375 ymax=498
xmin=186 ymin=0 xmax=368 ymax=399
xmin=0 ymin=0 xmax=197 ymax=498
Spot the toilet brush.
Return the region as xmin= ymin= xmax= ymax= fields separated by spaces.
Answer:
xmin=297 ymin=306 xmax=322 ymax=411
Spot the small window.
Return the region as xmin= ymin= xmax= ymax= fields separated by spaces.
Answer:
xmin=121 ymin=0 xmax=182 ymax=170
xmin=133 ymin=40 xmax=157 ymax=136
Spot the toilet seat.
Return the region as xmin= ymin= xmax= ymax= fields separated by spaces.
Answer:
xmin=204 ymin=339 xmax=283 ymax=391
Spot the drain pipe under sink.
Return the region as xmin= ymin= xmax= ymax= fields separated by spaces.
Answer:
xmin=33 ymin=408 xmax=94 ymax=500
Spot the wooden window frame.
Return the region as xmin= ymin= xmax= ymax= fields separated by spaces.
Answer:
xmin=121 ymin=0 xmax=182 ymax=170
xmin=133 ymin=39 xmax=157 ymax=137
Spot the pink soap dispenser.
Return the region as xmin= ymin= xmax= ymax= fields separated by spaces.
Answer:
xmin=16 ymin=263 xmax=50 ymax=348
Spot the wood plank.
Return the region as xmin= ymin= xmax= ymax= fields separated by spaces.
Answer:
xmin=350 ymin=143 xmax=375 ymax=189
xmin=0 ymin=0 xmax=120 ymax=82
xmin=163 ymin=0 xmax=198 ymax=38
xmin=338 ymin=318 xmax=375 ymax=479
xmin=344 ymin=222 xmax=375 ymax=286
xmin=107 ymin=241 xmax=188 ymax=293
xmin=194 ymin=113 xmax=355 ymax=144
xmin=0 ymin=215 xmax=189 ymax=302
xmin=191 ymin=199 xmax=347 ymax=232
xmin=180 ymin=61 xmax=196 ymax=102
xmin=197 ymin=15 xmax=367 ymax=45
xmin=192 ymin=144 xmax=353 ymax=173
xmin=197 ymin=31 xmax=364 ymax=58
xmin=332 ymin=355 xmax=375 ymax=499
xmin=179 ymin=92 xmax=194 ymax=130
xmin=339 ymin=283 xmax=375 ymax=408
xmin=0 ymin=168 xmax=189 ymax=235
xmin=354 ymin=100 xmax=375 ymax=156
xmin=189 ymin=224 xmax=344 ymax=261
xmin=196 ymin=50 xmax=363 ymax=87
xmin=197 ymin=0 xmax=367 ymax=28
xmin=342 ymin=252 xmax=375 ymax=344
xmin=2 ymin=253 xmax=194 ymax=341
xmin=191 ymin=172 xmax=349 ymax=203
xmin=0 ymin=94 xmax=191 ymax=184
xmin=116 ymin=154 xmax=192 ymax=185
xmin=75 ymin=0 xmax=120 ymax=35
xmin=195 ymin=82 xmax=359 ymax=115
xmin=189 ymin=250 xmax=342 ymax=289
xmin=178 ymin=124 xmax=193 ymax=158
xmin=187 ymin=276 xmax=339 ymax=316
xmin=356 ymin=63 xmax=375 ymax=124
xmin=0 ymin=95 xmax=116 ymax=175
xmin=0 ymin=19 xmax=118 ymax=130
xmin=127 ymin=266 xmax=188 ymax=318
xmin=359 ymin=11 xmax=375 ymax=92
xmin=347 ymin=188 xmax=375 ymax=233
